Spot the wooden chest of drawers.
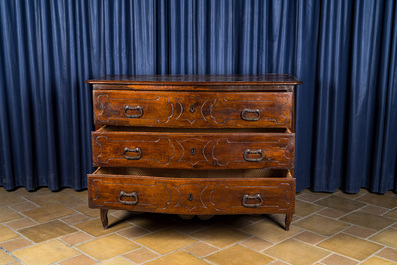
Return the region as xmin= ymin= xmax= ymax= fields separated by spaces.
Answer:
xmin=86 ymin=74 xmax=302 ymax=231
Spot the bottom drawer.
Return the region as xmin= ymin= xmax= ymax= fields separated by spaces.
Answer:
xmin=88 ymin=168 xmax=295 ymax=215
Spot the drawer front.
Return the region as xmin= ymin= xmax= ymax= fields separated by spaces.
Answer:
xmin=88 ymin=173 xmax=295 ymax=215
xmin=92 ymin=131 xmax=294 ymax=169
xmin=93 ymin=90 xmax=292 ymax=128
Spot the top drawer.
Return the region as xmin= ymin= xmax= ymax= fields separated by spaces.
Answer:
xmin=93 ymin=90 xmax=292 ymax=128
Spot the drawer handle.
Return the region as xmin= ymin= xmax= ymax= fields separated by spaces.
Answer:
xmin=243 ymin=149 xmax=263 ymax=162
xmin=124 ymin=105 xmax=143 ymax=118
xmin=118 ymin=191 xmax=139 ymax=205
xmin=242 ymin=194 xmax=263 ymax=208
xmin=241 ymin=108 xmax=261 ymax=121
xmin=123 ymin=147 xmax=142 ymax=160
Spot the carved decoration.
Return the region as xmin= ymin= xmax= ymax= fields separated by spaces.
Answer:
xmin=95 ymin=136 xmax=175 ymax=165
xmin=91 ymin=179 xmax=172 ymax=209
xmin=176 ymin=138 xmax=211 ymax=166
xmin=173 ymin=183 xmax=209 ymax=211
xmin=175 ymin=96 xmax=209 ymax=124
xmin=95 ymin=92 xmax=174 ymax=124
xmin=210 ymin=183 xmax=293 ymax=211
xmin=209 ymin=95 xmax=290 ymax=125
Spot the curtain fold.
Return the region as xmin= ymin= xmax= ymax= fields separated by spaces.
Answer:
xmin=0 ymin=0 xmax=396 ymax=193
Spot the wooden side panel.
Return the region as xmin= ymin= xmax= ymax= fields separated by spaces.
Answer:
xmin=88 ymin=174 xmax=296 ymax=215
xmin=93 ymin=90 xmax=293 ymax=129
xmin=91 ymin=132 xmax=295 ymax=169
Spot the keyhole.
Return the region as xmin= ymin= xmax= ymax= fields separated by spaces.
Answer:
xmin=190 ymin=105 xmax=195 ymax=113
xmin=191 ymin=148 xmax=196 ymax=156
xmin=188 ymin=193 xmax=194 ymax=201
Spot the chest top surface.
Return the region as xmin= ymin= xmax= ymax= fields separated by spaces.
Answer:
xmin=86 ymin=74 xmax=302 ymax=91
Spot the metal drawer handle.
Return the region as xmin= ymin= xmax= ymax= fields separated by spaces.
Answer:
xmin=243 ymin=149 xmax=263 ymax=162
xmin=118 ymin=191 xmax=139 ymax=205
xmin=124 ymin=105 xmax=143 ymax=118
xmin=242 ymin=194 xmax=263 ymax=208
xmin=123 ymin=147 xmax=142 ymax=160
xmin=241 ymin=108 xmax=261 ymax=121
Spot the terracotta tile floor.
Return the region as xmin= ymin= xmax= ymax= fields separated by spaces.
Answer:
xmin=0 ymin=188 xmax=397 ymax=265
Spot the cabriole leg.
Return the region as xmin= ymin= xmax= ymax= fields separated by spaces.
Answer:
xmin=285 ymin=213 xmax=293 ymax=231
xmin=100 ymin=209 xmax=109 ymax=229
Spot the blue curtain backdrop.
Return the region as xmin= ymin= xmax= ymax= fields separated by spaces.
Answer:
xmin=0 ymin=0 xmax=396 ymax=193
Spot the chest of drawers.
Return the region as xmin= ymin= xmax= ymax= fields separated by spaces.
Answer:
xmin=86 ymin=74 xmax=301 ymax=231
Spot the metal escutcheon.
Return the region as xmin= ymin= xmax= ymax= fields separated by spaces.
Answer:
xmin=118 ymin=191 xmax=139 ymax=205
xmin=124 ymin=105 xmax=143 ymax=118
xmin=241 ymin=108 xmax=261 ymax=121
xmin=123 ymin=147 xmax=142 ymax=160
xmin=242 ymin=194 xmax=263 ymax=208
xmin=243 ymin=149 xmax=263 ymax=162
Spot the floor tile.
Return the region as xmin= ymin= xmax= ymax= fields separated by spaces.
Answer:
xmin=369 ymin=228 xmax=397 ymax=248
xmin=207 ymin=244 xmax=274 ymax=265
xmin=359 ymin=204 xmax=390 ymax=215
xmin=264 ymin=238 xmax=330 ymax=265
xmin=271 ymin=261 xmax=291 ymax=265
xmin=385 ymin=208 xmax=397 ymax=219
xmin=242 ymin=217 xmax=301 ymax=243
xmin=340 ymin=212 xmax=395 ymax=230
xmin=357 ymin=193 xmax=397 ymax=209
xmin=73 ymin=205 xmax=99 ymax=218
xmin=360 ymin=256 xmax=397 ymax=265
xmin=26 ymin=192 xmax=75 ymax=206
xmin=19 ymin=220 xmax=77 ymax=243
xmin=6 ymin=217 xmax=37 ymax=230
xmin=0 ymin=237 xmax=33 ymax=252
xmin=61 ymin=213 xmax=91 ymax=225
xmin=100 ymin=256 xmax=136 ymax=265
xmin=315 ymin=195 xmax=366 ymax=212
xmin=0 ymin=224 xmax=19 ymax=242
xmin=65 ymin=189 xmax=88 ymax=200
xmin=343 ymin=225 xmax=377 ymax=238
xmin=297 ymin=192 xmax=330 ymax=202
xmin=294 ymin=215 xmax=349 ymax=236
xmin=60 ymin=196 xmax=86 ymax=208
xmin=295 ymin=200 xmax=324 ymax=217
xmin=172 ymin=221 xmax=205 ymax=234
xmin=317 ymin=208 xmax=347 ymax=219
xmin=21 ymin=202 xmax=75 ymax=223
xmin=12 ymin=239 xmax=80 ymax=265
xmin=240 ymin=236 xmax=273 ymax=251
xmin=0 ymin=190 xmax=25 ymax=207
xmin=124 ymin=247 xmax=161 ymax=264
xmin=218 ymin=215 xmax=254 ymax=229
xmin=321 ymin=253 xmax=358 ymax=265
xmin=128 ymin=213 xmax=180 ymax=232
xmin=58 ymin=254 xmax=97 ymax=265
xmin=191 ymin=225 xmax=250 ymax=248
xmin=10 ymin=201 xmax=38 ymax=212
xmin=0 ymin=249 xmax=15 ymax=264
xmin=146 ymin=250 xmax=210 ymax=265
xmin=293 ymin=231 xmax=327 ymax=244
xmin=184 ymin=242 xmax=219 ymax=257
xmin=76 ymin=234 xmax=139 ymax=261
xmin=0 ymin=207 xmax=22 ymax=223
xmin=135 ymin=228 xmax=197 ymax=255
xmin=334 ymin=189 xmax=368 ymax=199
xmin=117 ymin=226 xmax=150 ymax=239
xmin=318 ymin=233 xmax=383 ymax=261
xmin=377 ymin=248 xmax=397 ymax=262
xmin=60 ymin=231 xmax=95 ymax=246
xmin=74 ymin=216 xmax=133 ymax=237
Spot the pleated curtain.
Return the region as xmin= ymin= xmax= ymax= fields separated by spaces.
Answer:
xmin=0 ymin=0 xmax=396 ymax=193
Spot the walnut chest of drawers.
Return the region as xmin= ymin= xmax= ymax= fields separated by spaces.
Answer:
xmin=86 ymin=74 xmax=302 ymax=231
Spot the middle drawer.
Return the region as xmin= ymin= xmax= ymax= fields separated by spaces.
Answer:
xmin=92 ymin=127 xmax=294 ymax=170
